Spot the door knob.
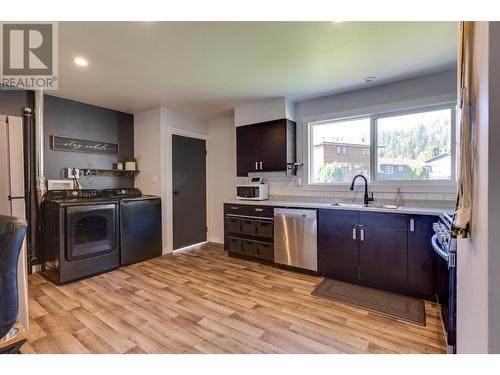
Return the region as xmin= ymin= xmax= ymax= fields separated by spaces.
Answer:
xmin=174 ymin=190 xmax=180 ymax=195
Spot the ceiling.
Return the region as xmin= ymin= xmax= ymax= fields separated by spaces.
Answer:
xmin=54 ymin=22 xmax=457 ymax=119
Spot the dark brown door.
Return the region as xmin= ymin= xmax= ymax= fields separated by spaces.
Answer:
xmin=236 ymin=124 xmax=261 ymax=176
xmin=318 ymin=209 xmax=359 ymax=283
xmin=172 ymin=134 xmax=207 ymax=250
xmin=259 ymin=119 xmax=286 ymax=172
xmin=358 ymin=212 xmax=408 ymax=291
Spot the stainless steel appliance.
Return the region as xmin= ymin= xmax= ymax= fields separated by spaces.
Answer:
xmin=41 ymin=189 xmax=120 ymax=284
xmin=236 ymin=183 xmax=269 ymax=200
xmin=432 ymin=212 xmax=457 ymax=354
xmin=274 ymin=208 xmax=317 ymax=271
xmin=102 ymin=188 xmax=162 ymax=266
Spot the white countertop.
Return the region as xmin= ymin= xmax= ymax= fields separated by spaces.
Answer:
xmin=225 ymin=199 xmax=447 ymax=216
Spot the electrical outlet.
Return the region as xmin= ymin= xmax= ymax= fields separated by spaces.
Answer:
xmin=65 ymin=168 xmax=80 ymax=178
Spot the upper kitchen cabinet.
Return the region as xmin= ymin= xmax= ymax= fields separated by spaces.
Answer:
xmin=236 ymin=123 xmax=262 ymax=176
xmin=236 ymin=118 xmax=296 ymax=176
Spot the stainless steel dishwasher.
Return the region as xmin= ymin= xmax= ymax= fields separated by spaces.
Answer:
xmin=274 ymin=208 xmax=317 ymax=271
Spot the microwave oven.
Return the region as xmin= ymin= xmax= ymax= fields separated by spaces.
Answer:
xmin=236 ymin=184 xmax=269 ymax=200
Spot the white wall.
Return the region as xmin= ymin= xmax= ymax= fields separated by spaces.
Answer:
xmin=234 ymin=97 xmax=295 ymax=127
xmin=457 ymin=21 xmax=500 ymax=354
xmin=208 ymin=116 xmax=236 ymax=243
xmin=457 ymin=22 xmax=489 ymax=353
xmin=165 ymin=108 xmax=209 ymax=135
xmin=134 ymin=107 xmax=163 ymax=197
xmin=487 ymin=21 xmax=500 ymax=353
xmin=295 ymin=69 xmax=457 ymax=166
xmin=134 ymin=106 xmax=209 ymax=253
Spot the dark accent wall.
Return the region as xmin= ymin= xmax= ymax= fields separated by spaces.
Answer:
xmin=0 ymin=90 xmax=34 ymax=116
xmin=44 ymin=95 xmax=134 ymax=189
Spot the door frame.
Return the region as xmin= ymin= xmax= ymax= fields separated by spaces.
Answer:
xmin=167 ymin=127 xmax=210 ymax=252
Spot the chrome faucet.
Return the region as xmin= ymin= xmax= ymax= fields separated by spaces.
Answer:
xmin=350 ymin=174 xmax=374 ymax=206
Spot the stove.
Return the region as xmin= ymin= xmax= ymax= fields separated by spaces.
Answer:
xmin=432 ymin=212 xmax=457 ymax=354
xmin=432 ymin=213 xmax=457 ymax=265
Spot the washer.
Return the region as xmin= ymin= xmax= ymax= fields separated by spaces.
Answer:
xmin=102 ymin=188 xmax=162 ymax=266
xmin=40 ymin=189 xmax=120 ymax=284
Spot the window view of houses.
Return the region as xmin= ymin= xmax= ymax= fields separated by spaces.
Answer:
xmin=311 ymin=107 xmax=452 ymax=184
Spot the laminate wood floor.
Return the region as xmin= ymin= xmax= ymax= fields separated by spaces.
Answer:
xmin=23 ymin=243 xmax=446 ymax=354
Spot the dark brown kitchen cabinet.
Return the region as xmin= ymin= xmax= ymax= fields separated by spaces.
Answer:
xmin=236 ymin=124 xmax=261 ymax=175
xmin=318 ymin=209 xmax=359 ymax=283
xmin=408 ymin=214 xmax=437 ymax=299
xmin=358 ymin=212 xmax=408 ymax=292
xmin=318 ymin=209 xmax=439 ymax=300
xmin=224 ymin=203 xmax=274 ymax=264
xmin=236 ymin=118 xmax=296 ymax=176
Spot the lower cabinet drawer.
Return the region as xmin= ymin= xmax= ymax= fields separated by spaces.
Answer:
xmin=225 ymin=218 xmax=241 ymax=234
xmin=226 ymin=236 xmax=273 ymax=261
xmin=255 ymin=221 xmax=274 ymax=238
xmin=240 ymin=220 xmax=257 ymax=236
xmin=227 ymin=236 xmax=242 ymax=253
xmin=257 ymin=242 xmax=274 ymax=260
xmin=241 ymin=240 xmax=258 ymax=256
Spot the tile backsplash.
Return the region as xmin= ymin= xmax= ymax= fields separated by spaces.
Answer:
xmin=239 ymin=172 xmax=456 ymax=209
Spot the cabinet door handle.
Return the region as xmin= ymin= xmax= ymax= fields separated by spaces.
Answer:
xmin=255 ymin=162 xmax=258 ymax=170
xmin=360 ymin=229 xmax=365 ymax=241
xmin=260 ymin=161 xmax=263 ymax=170
xmin=352 ymin=227 xmax=357 ymax=240
xmin=409 ymin=219 xmax=415 ymax=232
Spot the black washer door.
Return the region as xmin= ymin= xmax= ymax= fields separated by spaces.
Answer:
xmin=172 ymin=134 xmax=207 ymax=250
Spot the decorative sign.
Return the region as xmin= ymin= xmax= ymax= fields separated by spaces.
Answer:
xmin=50 ymin=135 xmax=119 ymax=155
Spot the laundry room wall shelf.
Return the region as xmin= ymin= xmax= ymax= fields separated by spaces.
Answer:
xmin=81 ymin=168 xmax=140 ymax=177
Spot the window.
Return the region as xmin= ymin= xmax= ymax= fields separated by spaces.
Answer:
xmin=310 ymin=117 xmax=370 ymax=184
xmin=335 ymin=146 xmax=347 ymax=155
xmin=308 ymin=105 xmax=455 ymax=185
xmin=376 ymin=108 xmax=452 ymax=181
xmin=383 ymin=166 xmax=394 ymax=175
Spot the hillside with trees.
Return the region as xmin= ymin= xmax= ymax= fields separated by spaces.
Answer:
xmin=315 ymin=115 xmax=451 ymax=183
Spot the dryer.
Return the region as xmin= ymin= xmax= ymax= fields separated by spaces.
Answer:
xmin=40 ymin=189 xmax=120 ymax=284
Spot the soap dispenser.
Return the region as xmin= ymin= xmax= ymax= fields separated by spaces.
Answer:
xmin=395 ymin=188 xmax=403 ymax=207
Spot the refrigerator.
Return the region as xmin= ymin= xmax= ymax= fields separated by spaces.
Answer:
xmin=0 ymin=114 xmax=29 ymax=331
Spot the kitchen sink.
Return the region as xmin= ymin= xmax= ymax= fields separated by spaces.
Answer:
xmin=329 ymin=202 xmax=399 ymax=209
xmin=379 ymin=204 xmax=400 ymax=209
xmin=329 ymin=202 xmax=366 ymax=208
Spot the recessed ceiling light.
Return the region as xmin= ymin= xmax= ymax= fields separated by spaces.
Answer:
xmin=73 ymin=57 xmax=88 ymax=67
xmin=364 ymin=76 xmax=376 ymax=82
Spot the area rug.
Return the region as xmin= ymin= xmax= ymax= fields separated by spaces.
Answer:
xmin=312 ymin=278 xmax=426 ymax=326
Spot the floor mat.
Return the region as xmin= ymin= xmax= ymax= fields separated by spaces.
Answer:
xmin=312 ymin=278 xmax=426 ymax=326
